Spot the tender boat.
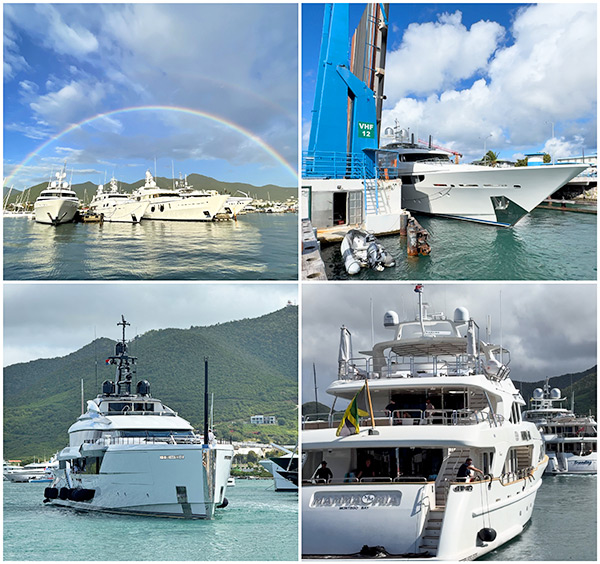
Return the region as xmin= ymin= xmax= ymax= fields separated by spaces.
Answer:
xmin=135 ymin=170 xmax=228 ymax=221
xmin=89 ymin=178 xmax=148 ymax=223
xmin=259 ymin=444 xmax=298 ymax=491
xmin=302 ymin=285 xmax=548 ymax=560
xmin=341 ymin=229 xmax=395 ymax=275
xmin=43 ymin=316 xmax=234 ymax=519
xmin=379 ymin=125 xmax=587 ymax=226
xmin=33 ymin=164 xmax=80 ymax=225
xmin=522 ymin=380 xmax=597 ymax=474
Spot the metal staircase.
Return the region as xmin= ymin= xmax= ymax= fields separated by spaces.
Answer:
xmin=419 ymin=448 xmax=471 ymax=555
xmin=363 ymin=178 xmax=393 ymax=216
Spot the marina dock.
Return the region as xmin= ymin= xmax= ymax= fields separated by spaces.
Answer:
xmin=301 ymin=219 xmax=327 ymax=280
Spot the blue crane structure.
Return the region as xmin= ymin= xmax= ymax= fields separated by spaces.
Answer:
xmin=304 ymin=3 xmax=389 ymax=179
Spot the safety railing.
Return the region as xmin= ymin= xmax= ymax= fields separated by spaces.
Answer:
xmin=337 ymin=354 xmax=480 ymax=380
xmin=82 ymin=434 xmax=208 ymax=446
xmin=302 ymin=409 xmax=504 ymax=430
xmin=302 ymin=151 xmax=376 ymax=179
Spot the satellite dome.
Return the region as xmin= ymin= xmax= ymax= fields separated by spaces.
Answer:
xmin=454 ymin=307 xmax=469 ymax=322
xmin=550 ymin=388 xmax=561 ymax=399
xmin=384 ymin=311 xmax=400 ymax=328
xmin=532 ymin=388 xmax=543 ymax=399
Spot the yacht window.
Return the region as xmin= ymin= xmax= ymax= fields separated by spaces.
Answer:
xmin=107 ymin=402 xmax=132 ymax=412
xmin=303 ymin=448 xmax=444 ymax=483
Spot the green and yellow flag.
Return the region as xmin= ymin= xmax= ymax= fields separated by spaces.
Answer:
xmin=336 ymin=384 xmax=369 ymax=437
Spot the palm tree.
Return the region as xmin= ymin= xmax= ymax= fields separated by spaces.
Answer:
xmin=483 ymin=150 xmax=499 ymax=167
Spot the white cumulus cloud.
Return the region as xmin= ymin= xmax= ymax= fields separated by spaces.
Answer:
xmin=382 ymin=4 xmax=597 ymax=162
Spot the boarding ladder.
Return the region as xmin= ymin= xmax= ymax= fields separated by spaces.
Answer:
xmin=420 ymin=448 xmax=470 ymax=555
xmin=363 ymin=178 xmax=393 ymax=216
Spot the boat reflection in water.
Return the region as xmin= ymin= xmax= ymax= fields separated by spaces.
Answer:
xmin=302 ymin=285 xmax=548 ymax=560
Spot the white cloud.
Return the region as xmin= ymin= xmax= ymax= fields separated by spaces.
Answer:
xmin=30 ymin=79 xmax=108 ymax=126
xmin=385 ymin=11 xmax=504 ymax=100
xmin=381 ymin=4 xmax=597 ymax=162
xmin=35 ymin=4 xmax=99 ymax=57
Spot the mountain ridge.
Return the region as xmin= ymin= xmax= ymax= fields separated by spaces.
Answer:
xmin=4 ymin=306 xmax=298 ymax=459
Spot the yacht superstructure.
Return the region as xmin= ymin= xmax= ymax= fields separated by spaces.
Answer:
xmin=43 ymin=316 xmax=234 ymax=519
xmin=302 ymin=286 xmax=548 ymax=560
xmin=89 ymin=178 xmax=148 ymax=223
xmin=523 ymin=381 xmax=597 ymax=474
xmin=378 ymin=127 xmax=587 ymax=226
xmin=135 ymin=171 xmax=228 ymax=221
xmin=33 ymin=164 xmax=79 ymax=225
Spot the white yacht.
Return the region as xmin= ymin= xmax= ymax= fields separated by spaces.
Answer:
xmin=174 ymin=174 xmax=250 ymax=219
xmin=33 ymin=164 xmax=80 ymax=225
xmin=378 ymin=127 xmax=587 ymax=226
xmin=259 ymin=445 xmax=298 ymax=491
xmin=134 ymin=171 xmax=228 ymax=221
xmin=43 ymin=316 xmax=234 ymax=519
xmin=5 ymin=460 xmax=58 ymax=483
xmin=302 ymin=286 xmax=548 ymax=560
xmin=223 ymin=193 xmax=254 ymax=218
xmin=89 ymin=178 xmax=148 ymax=223
xmin=522 ymin=380 xmax=597 ymax=474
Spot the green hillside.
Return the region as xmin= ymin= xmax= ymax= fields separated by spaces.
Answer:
xmin=4 ymin=306 xmax=298 ymax=460
xmin=4 ymin=173 xmax=295 ymax=206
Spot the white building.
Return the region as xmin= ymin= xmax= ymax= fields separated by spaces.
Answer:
xmin=250 ymin=415 xmax=277 ymax=425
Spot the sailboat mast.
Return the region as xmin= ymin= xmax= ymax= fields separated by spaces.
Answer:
xmin=204 ymin=357 xmax=209 ymax=445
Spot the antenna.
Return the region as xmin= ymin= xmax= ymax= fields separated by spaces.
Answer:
xmin=154 ymin=157 xmax=157 ymax=180
xmin=204 ymin=357 xmax=209 ymax=446
xmin=313 ymin=363 xmax=318 ymax=408
xmin=81 ymin=379 xmax=84 ymax=415
xmin=94 ymin=326 xmax=98 ymax=392
xmin=117 ymin=315 xmax=130 ymax=345
xmin=370 ymin=298 xmax=375 ymax=347
xmin=172 ymin=160 xmax=175 ymax=190
xmin=499 ymin=291 xmax=503 ymax=365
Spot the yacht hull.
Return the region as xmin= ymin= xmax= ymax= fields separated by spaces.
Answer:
xmin=142 ymin=195 xmax=229 ymax=221
xmin=98 ymin=201 xmax=149 ymax=223
xmin=34 ymin=199 xmax=78 ymax=225
xmin=400 ymin=164 xmax=586 ymax=226
xmin=48 ymin=443 xmax=233 ymax=519
xmin=546 ymin=452 xmax=597 ymax=474
xmin=259 ymin=458 xmax=298 ymax=491
xmin=302 ymin=458 xmax=547 ymax=560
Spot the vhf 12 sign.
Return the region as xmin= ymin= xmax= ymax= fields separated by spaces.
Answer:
xmin=358 ymin=122 xmax=375 ymax=138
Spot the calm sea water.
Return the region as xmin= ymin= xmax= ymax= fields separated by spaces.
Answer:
xmin=321 ymin=209 xmax=597 ymax=280
xmin=3 ymin=213 xmax=298 ymax=280
xmin=480 ymin=474 xmax=597 ymax=561
xmin=3 ymin=479 xmax=298 ymax=561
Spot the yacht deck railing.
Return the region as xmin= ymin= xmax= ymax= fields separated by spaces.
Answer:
xmin=338 ymin=354 xmax=482 ymax=380
xmin=302 ymin=408 xmax=504 ymax=430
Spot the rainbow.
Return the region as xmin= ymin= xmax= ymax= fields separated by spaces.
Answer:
xmin=5 ymin=105 xmax=297 ymax=185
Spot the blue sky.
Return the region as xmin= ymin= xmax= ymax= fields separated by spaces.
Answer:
xmin=303 ymin=3 xmax=597 ymax=163
xmin=4 ymin=4 xmax=298 ymax=189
